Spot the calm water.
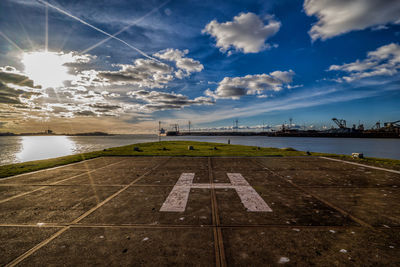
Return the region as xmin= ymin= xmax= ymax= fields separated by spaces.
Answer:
xmin=0 ymin=135 xmax=399 ymax=165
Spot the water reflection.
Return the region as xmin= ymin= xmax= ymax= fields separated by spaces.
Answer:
xmin=16 ymin=136 xmax=76 ymax=162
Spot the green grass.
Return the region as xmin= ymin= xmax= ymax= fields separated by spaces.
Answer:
xmin=0 ymin=140 xmax=399 ymax=178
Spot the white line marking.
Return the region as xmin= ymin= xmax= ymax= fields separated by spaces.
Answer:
xmin=160 ymin=173 xmax=194 ymax=212
xmin=160 ymin=173 xmax=272 ymax=212
xmin=227 ymin=173 xmax=272 ymax=212
xmin=320 ymin=157 xmax=400 ymax=174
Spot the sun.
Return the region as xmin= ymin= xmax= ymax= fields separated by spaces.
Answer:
xmin=22 ymin=51 xmax=74 ymax=88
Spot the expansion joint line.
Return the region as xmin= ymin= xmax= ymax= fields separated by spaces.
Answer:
xmin=320 ymin=156 xmax=400 ymax=174
xmin=208 ymin=157 xmax=227 ymax=267
xmin=5 ymin=157 xmax=171 ymax=267
xmin=0 ymin=158 xmax=128 ymax=205
xmin=251 ymin=159 xmax=374 ymax=229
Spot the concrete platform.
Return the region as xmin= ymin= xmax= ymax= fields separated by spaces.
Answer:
xmin=0 ymin=156 xmax=399 ymax=266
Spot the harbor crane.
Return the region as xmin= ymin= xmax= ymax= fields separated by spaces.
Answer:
xmin=332 ymin=118 xmax=347 ymax=129
xmin=384 ymin=120 xmax=400 ymax=134
xmin=372 ymin=121 xmax=381 ymax=130
xmin=384 ymin=120 xmax=400 ymax=128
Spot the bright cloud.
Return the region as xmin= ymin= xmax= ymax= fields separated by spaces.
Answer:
xmin=97 ymin=48 xmax=203 ymax=88
xmin=154 ymin=48 xmax=204 ymax=78
xmin=127 ymin=90 xmax=214 ymax=110
xmin=329 ymin=43 xmax=400 ymax=82
xmin=304 ymin=0 xmax=400 ymax=41
xmin=205 ymin=70 xmax=295 ymax=99
xmin=0 ymin=66 xmax=44 ymax=106
xmin=98 ymin=59 xmax=174 ymax=88
xmin=202 ymin=12 xmax=281 ymax=54
xmin=22 ymin=51 xmax=94 ymax=88
xmin=0 ymin=46 xmax=211 ymax=122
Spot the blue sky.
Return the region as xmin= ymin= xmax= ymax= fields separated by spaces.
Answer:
xmin=0 ymin=0 xmax=399 ymax=133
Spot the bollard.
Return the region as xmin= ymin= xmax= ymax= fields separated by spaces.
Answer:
xmin=228 ymin=139 xmax=230 ymax=144
xmin=352 ymin=153 xmax=364 ymax=159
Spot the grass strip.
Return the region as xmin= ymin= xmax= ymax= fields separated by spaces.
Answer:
xmin=1 ymin=141 xmax=399 ymax=178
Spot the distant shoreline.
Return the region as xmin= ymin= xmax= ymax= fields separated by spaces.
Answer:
xmin=0 ymin=132 xmax=113 ymax=136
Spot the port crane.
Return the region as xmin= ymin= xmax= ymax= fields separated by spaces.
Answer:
xmin=372 ymin=121 xmax=381 ymax=130
xmin=384 ymin=120 xmax=400 ymax=134
xmin=332 ymin=118 xmax=347 ymax=128
xmin=384 ymin=120 xmax=400 ymax=128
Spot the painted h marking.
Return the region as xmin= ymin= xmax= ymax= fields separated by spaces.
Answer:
xmin=160 ymin=173 xmax=272 ymax=212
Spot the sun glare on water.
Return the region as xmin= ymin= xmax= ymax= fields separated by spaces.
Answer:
xmin=22 ymin=51 xmax=74 ymax=88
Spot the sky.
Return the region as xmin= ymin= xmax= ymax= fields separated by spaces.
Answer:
xmin=0 ymin=0 xmax=399 ymax=133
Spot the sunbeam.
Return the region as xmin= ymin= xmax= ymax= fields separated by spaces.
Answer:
xmin=45 ymin=2 xmax=48 ymax=52
xmin=0 ymin=31 xmax=23 ymax=52
xmin=80 ymin=0 xmax=171 ymax=54
xmin=36 ymin=0 xmax=161 ymax=62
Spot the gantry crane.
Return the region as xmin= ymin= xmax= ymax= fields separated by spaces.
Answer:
xmin=332 ymin=118 xmax=347 ymax=129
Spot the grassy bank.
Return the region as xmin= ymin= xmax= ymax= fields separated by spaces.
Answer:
xmin=1 ymin=141 xmax=399 ymax=178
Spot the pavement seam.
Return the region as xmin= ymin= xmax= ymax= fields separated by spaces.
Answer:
xmin=0 ymin=186 xmax=50 ymax=205
xmin=0 ymin=223 xmax=391 ymax=229
xmin=6 ymin=226 xmax=71 ymax=267
xmin=0 ymin=184 xmax=126 ymax=187
xmin=320 ymin=156 xmax=400 ymax=174
xmin=5 ymin=157 xmax=169 ymax=267
xmin=252 ymin=158 xmax=375 ymax=229
xmin=0 ymin=157 xmax=99 ymax=181
xmin=209 ymin=157 xmax=227 ymax=267
xmin=71 ymin=157 xmax=171 ymax=224
xmin=0 ymin=159 xmax=128 ymax=204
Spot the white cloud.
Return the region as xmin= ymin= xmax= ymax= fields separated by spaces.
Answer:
xmin=329 ymin=43 xmax=400 ymax=82
xmin=205 ymin=70 xmax=295 ymax=99
xmin=202 ymin=12 xmax=281 ymax=54
xmin=0 ymin=46 xmax=208 ymax=121
xmin=304 ymin=0 xmax=400 ymax=41
xmin=93 ymin=48 xmax=203 ymax=88
xmin=154 ymin=48 xmax=204 ymax=78
xmin=127 ymin=90 xmax=214 ymax=110
xmin=98 ymin=58 xmax=174 ymax=88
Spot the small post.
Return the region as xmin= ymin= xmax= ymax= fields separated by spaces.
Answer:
xmin=228 ymin=139 xmax=230 ymax=144
xmin=352 ymin=153 xmax=364 ymax=159
xmin=158 ymin=121 xmax=161 ymax=142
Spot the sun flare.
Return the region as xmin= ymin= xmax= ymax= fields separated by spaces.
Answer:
xmin=22 ymin=51 xmax=73 ymax=88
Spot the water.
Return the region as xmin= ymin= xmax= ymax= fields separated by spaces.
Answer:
xmin=0 ymin=135 xmax=158 ymax=165
xmin=0 ymin=135 xmax=399 ymax=165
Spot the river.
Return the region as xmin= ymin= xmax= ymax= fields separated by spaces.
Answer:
xmin=0 ymin=135 xmax=399 ymax=165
